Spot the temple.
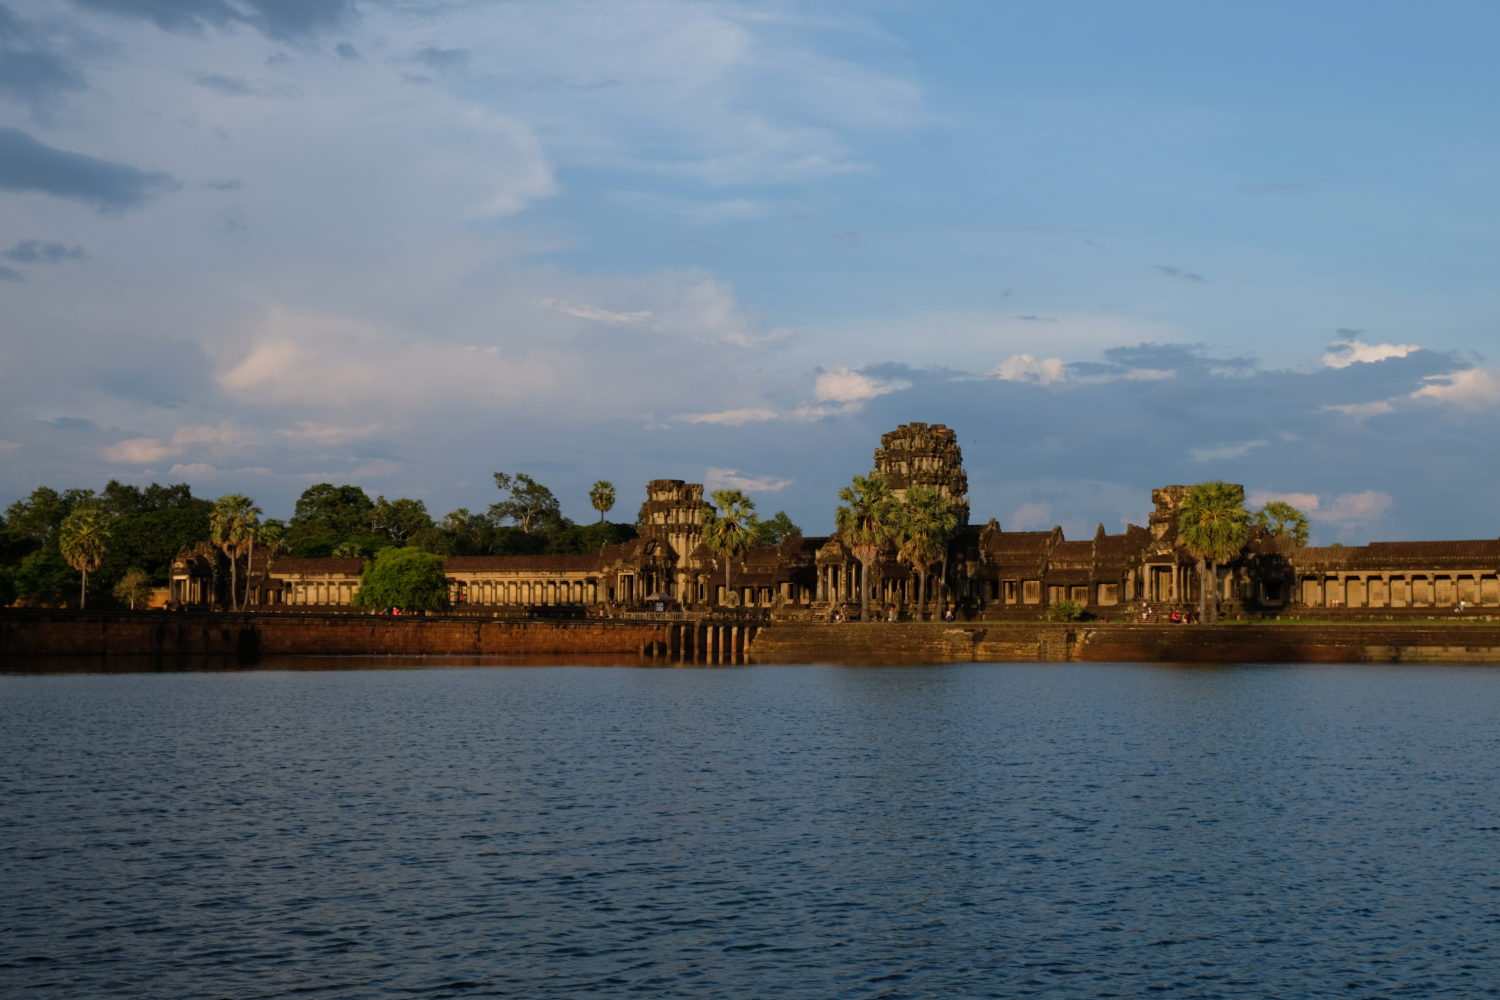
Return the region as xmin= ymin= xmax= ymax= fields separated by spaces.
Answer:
xmin=171 ymin=422 xmax=1500 ymax=618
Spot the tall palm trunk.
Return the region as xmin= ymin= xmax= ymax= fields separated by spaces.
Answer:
xmin=80 ymin=567 xmax=88 ymax=609
xmin=1195 ymin=556 xmax=1207 ymax=623
xmin=858 ymin=556 xmax=872 ymax=621
xmin=228 ymin=545 xmax=239 ymax=611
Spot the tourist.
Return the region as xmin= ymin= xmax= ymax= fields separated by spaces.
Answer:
xmin=886 ymin=603 xmax=897 ymax=622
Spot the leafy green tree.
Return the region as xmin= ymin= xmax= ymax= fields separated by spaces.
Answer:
xmin=210 ymin=494 xmax=261 ymax=611
xmin=13 ymin=548 xmax=74 ymax=606
xmin=369 ymin=496 xmax=433 ymax=543
xmin=750 ymin=510 xmax=802 ymax=547
xmin=894 ymin=485 xmax=958 ymax=618
xmin=432 ymin=508 xmax=493 ymax=555
xmin=1177 ymin=481 xmax=1250 ymax=624
xmin=113 ymin=567 xmax=152 ymax=609
xmin=491 ymin=472 xmax=562 ymax=534
xmin=4 ymin=486 xmax=71 ymax=549
xmin=1253 ymin=500 xmax=1310 ymax=547
xmin=702 ymin=489 xmax=758 ymax=605
xmin=548 ymin=521 xmax=638 ymax=554
xmin=351 ymin=546 xmax=451 ymax=613
xmin=590 ymin=480 xmax=616 ymax=523
xmin=94 ymin=484 xmax=212 ymax=592
xmin=59 ymin=506 xmax=110 ymax=609
xmin=835 ymin=475 xmax=899 ymax=622
xmin=332 ymin=540 xmax=367 ymax=558
xmin=287 ymin=483 xmax=375 ymax=557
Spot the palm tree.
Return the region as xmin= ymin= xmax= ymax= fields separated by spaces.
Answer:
xmin=590 ymin=480 xmax=616 ymax=523
xmin=895 ymin=485 xmax=958 ymax=619
xmin=58 ymin=507 xmax=110 ymax=609
xmin=254 ymin=520 xmax=286 ymax=607
xmin=210 ymin=494 xmax=261 ymax=611
xmin=834 ymin=474 xmax=899 ymax=622
xmin=702 ymin=488 xmax=757 ymax=606
xmin=1176 ymin=481 xmax=1250 ymax=624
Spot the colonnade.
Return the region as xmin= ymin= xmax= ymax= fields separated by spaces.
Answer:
xmin=450 ymin=577 xmax=601 ymax=606
xmin=1298 ymin=572 xmax=1500 ymax=608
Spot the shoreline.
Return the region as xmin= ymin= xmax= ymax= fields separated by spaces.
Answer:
xmin=7 ymin=610 xmax=1500 ymax=665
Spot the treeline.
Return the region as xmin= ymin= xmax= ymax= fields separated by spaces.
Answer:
xmin=0 ymin=471 xmax=802 ymax=610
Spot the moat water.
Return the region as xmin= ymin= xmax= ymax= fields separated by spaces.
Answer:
xmin=3 ymin=659 xmax=1499 ymax=999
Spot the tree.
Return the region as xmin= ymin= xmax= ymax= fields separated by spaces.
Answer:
xmin=835 ymin=475 xmax=899 ymax=622
xmin=491 ymin=472 xmax=561 ymax=534
xmin=4 ymin=486 xmax=71 ymax=548
xmin=58 ymin=506 xmax=110 ymax=609
xmin=894 ymin=485 xmax=958 ymax=618
xmin=1253 ymin=500 xmax=1310 ymax=547
xmin=210 ymin=494 xmax=261 ymax=611
xmin=1176 ymin=481 xmax=1250 ymax=624
xmin=369 ymin=496 xmax=433 ymax=543
xmin=590 ymin=480 xmax=616 ymax=523
xmin=287 ymin=483 xmax=375 ymax=557
xmin=750 ymin=510 xmax=802 ymax=547
xmin=702 ymin=489 xmax=758 ymax=606
xmin=332 ymin=540 xmax=366 ymax=558
xmin=13 ymin=548 xmax=74 ymax=606
xmin=351 ymin=546 xmax=452 ymax=613
xmin=113 ymin=567 xmax=152 ymax=609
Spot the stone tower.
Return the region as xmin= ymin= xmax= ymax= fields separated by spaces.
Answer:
xmin=636 ymin=480 xmax=710 ymax=558
xmin=871 ymin=422 xmax=970 ymax=527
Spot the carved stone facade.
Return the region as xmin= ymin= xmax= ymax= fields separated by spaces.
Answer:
xmin=871 ymin=421 xmax=969 ymax=527
xmin=168 ymin=425 xmax=1500 ymax=619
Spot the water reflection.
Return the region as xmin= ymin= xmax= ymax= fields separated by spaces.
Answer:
xmin=4 ymin=662 xmax=1500 ymax=998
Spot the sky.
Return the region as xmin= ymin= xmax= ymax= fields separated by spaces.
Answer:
xmin=2 ymin=0 xmax=1498 ymax=543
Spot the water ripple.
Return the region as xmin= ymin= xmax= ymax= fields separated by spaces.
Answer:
xmin=4 ymin=662 xmax=1500 ymax=997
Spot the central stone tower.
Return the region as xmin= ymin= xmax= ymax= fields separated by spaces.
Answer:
xmin=871 ymin=422 xmax=970 ymax=527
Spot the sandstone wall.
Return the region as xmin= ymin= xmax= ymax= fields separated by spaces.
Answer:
xmin=0 ymin=611 xmax=672 ymax=661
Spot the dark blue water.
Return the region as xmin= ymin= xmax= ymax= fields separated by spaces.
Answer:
xmin=3 ymin=661 xmax=1499 ymax=999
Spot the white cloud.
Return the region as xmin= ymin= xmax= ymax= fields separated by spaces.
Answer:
xmin=0 ymin=440 xmax=22 ymax=457
xmin=678 ymin=408 xmax=780 ymax=425
xmin=1248 ymin=489 xmax=1393 ymax=532
xmin=1010 ymin=501 xmax=1053 ymax=531
xmin=814 ymin=366 xmax=909 ymax=402
xmin=1189 ymin=440 xmax=1268 ymax=462
xmin=1312 ymin=491 xmax=1393 ymax=528
xmin=1248 ymin=490 xmax=1321 ymax=511
xmin=1321 ymin=336 xmax=1420 ymax=368
xmin=539 ymin=298 xmax=656 ymax=326
xmin=1322 ymin=400 xmax=1396 ymax=419
xmin=277 ymin=421 xmax=402 ymax=446
xmin=104 ymin=437 xmax=177 ymax=464
xmin=103 ymin=424 xmax=254 ymax=464
xmin=1410 ymin=368 xmax=1500 ymax=411
xmin=991 ymin=354 xmax=1069 ymax=385
xmin=216 ymin=307 xmax=558 ymax=412
xmin=705 ymin=467 xmax=792 ymax=494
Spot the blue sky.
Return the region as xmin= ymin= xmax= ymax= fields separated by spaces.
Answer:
xmin=2 ymin=0 xmax=1498 ymax=542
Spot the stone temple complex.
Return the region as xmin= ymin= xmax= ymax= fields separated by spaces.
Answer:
xmin=171 ymin=422 xmax=1500 ymax=619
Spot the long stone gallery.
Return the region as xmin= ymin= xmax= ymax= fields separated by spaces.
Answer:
xmin=165 ymin=423 xmax=1500 ymax=622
